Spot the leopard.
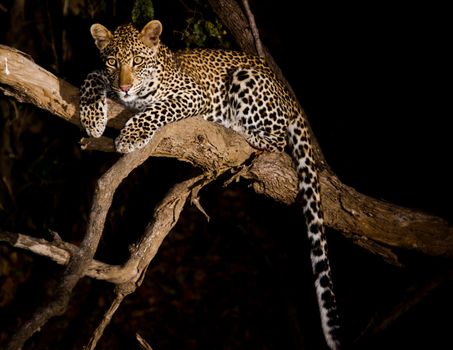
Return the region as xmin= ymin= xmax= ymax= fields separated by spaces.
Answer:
xmin=80 ymin=20 xmax=341 ymax=349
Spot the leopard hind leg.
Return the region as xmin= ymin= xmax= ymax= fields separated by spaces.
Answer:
xmin=222 ymin=67 xmax=289 ymax=152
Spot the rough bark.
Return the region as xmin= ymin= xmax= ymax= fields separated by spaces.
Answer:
xmin=1 ymin=15 xmax=453 ymax=349
xmin=1 ymin=44 xmax=452 ymax=263
xmin=1 ymin=2 xmax=451 ymax=348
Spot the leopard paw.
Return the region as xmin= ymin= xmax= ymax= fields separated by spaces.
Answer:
xmin=80 ymin=71 xmax=109 ymax=138
xmin=114 ymin=130 xmax=151 ymax=153
xmin=80 ymin=100 xmax=108 ymax=138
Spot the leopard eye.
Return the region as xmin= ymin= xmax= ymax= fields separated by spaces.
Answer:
xmin=133 ymin=56 xmax=144 ymax=66
xmin=106 ymin=57 xmax=117 ymax=68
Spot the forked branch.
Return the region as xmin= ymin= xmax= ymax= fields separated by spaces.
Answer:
xmin=1 ymin=45 xmax=452 ymax=262
xmin=0 ymin=22 xmax=452 ymax=349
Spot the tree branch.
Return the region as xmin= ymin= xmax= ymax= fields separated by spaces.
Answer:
xmin=1 ymin=45 xmax=452 ymax=261
xmin=86 ymin=174 xmax=214 ymax=349
xmin=206 ymin=0 xmax=453 ymax=262
xmin=241 ymin=0 xmax=265 ymax=56
xmin=1 ymin=3 xmax=450 ymax=347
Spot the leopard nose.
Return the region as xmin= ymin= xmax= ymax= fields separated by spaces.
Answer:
xmin=120 ymin=84 xmax=131 ymax=92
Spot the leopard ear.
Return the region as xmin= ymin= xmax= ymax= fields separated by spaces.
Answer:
xmin=90 ymin=23 xmax=112 ymax=50
xmin=139 ymin=20 xmax=162 ymax=48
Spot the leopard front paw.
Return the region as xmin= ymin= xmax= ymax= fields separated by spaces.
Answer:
xmin=114 ymin=129 xmax=151 ymax=153
xmin=80 ymin=101 xmax=108 ymax=138
xmin=80 ymin=71 xmax=109 ymax=138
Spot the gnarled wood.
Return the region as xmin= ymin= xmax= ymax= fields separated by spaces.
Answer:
xmin=1 ymin=44 xmax=452 ymax=264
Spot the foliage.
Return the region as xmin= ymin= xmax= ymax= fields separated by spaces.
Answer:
xmin=132 ymin=0 xmax=154 ymax=28
xmin=182 ymin=17 xmax=230 ymax=48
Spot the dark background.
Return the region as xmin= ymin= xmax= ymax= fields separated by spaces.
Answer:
xmin=0 ymin=1 xmax=451 ymax=349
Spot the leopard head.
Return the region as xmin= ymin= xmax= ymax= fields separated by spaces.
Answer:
xmin=90 ymin=20 xmax=163 ymax=103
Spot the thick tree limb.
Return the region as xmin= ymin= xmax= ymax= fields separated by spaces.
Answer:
xmin=207 ymin=0 xmax=453 ymax=262
xmin=1 ymin=18 xmax=452 ymax=348
xmin=1 ymin=3 xmax=451 ymax=348
xmin=0 ymin=44 xmax=452 ymax=342
xmin=1 ymin=45 xmax=452 ymax=263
